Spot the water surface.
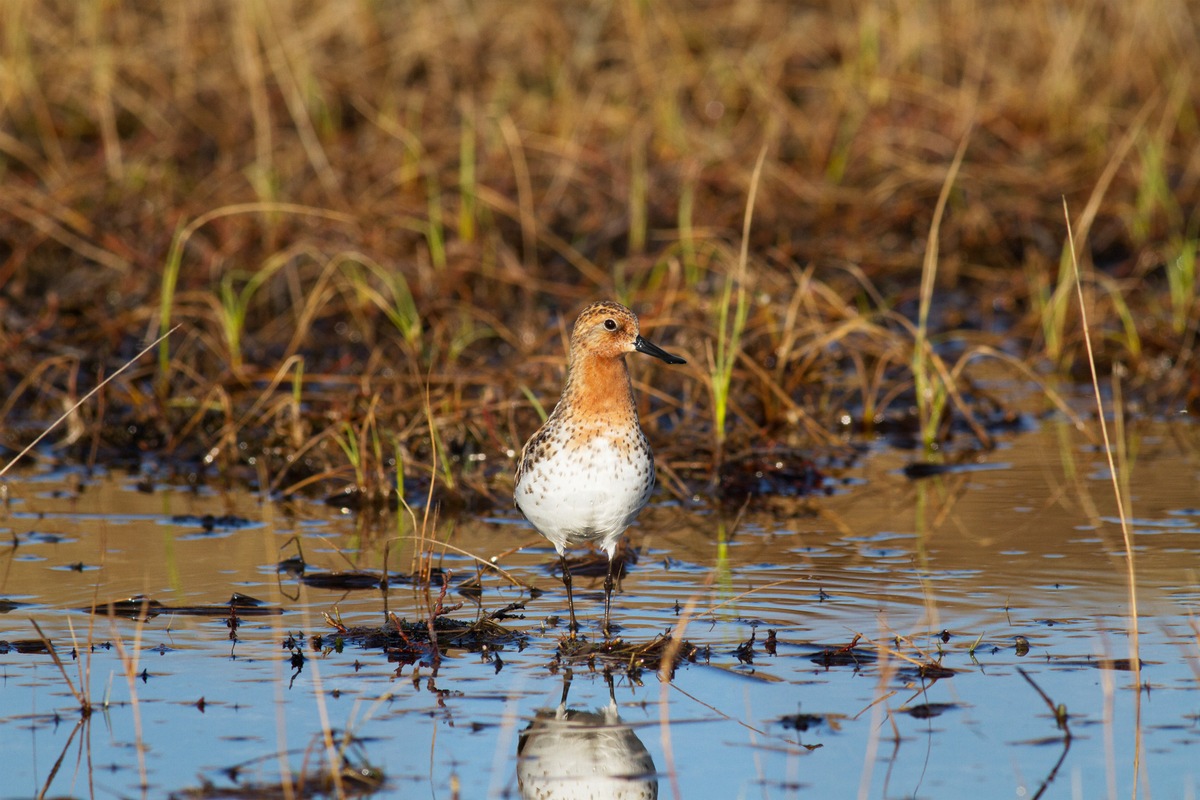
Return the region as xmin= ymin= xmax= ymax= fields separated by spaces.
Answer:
xmin=2 ymin=417 xmax=1198 ymax=798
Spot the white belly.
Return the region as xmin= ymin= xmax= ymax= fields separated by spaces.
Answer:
xmin=515 ymin=434 xmax=655 ymax=556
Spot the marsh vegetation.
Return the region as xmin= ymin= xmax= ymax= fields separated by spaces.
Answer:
xmin=1 ymin=0 xmax=1198 ymax=796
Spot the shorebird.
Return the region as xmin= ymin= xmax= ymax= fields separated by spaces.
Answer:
xmin=515 ymin=301 xmax=685 ymax=638
xmin=517 ymin=668 xmax=657 ymax=799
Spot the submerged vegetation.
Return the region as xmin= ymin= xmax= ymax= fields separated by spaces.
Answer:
xmin=1 ymin=0 xmax=1197 ymax=505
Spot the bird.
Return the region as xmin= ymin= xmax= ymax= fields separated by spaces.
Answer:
xmin=515 ymin=300 xmax=685 ymax=639
xmin=517 ymin=668 xmax=658 ymax=799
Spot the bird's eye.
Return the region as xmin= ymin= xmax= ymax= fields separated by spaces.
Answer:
xmin=603 ymin=318 xmax=618 ymax=331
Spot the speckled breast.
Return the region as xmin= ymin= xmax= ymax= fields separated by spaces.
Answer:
xmin=515 ymin=429 xmax=655 ymax=554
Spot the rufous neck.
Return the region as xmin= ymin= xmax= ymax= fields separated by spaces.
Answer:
xmin=559 ymin=355 xmax=636 ymax=421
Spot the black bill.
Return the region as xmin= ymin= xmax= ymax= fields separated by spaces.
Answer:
xmin=634 ymin=335 xmax=687 ymax=365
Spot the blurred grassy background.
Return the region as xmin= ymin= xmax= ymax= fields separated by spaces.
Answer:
xmin=1 ymin=0 xmax=1196 ymax=501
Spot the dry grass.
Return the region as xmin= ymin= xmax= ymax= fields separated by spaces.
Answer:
xmin=1 ymin=0 xmax=1198 ymax=502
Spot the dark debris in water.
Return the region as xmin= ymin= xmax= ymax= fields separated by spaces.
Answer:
xmin=84 ymin=593 xmax=282 ymax=619
xmin=735 ymin=630 xmax=759 ymax=664
xmin=274 ymin=535 xmax=427 ymax=590
xmin=169 ymin=514 xmax=256 ymax=532
xmin=1049 ymin=656 xmax=1146 ymax=671
xmin=776 ymin=710 xmax=847 ymax=737
xmin=300 ymin=571 xmax=387 ymax=590
xmin=900 ymin=662 xmax=956 ymax=681
xmin=902 ymin=702 xmax=959 ymax=719
xmin=169 ymin=735 xmax=384 ymax=799
xmin=717 ymin=448 xmax=827 ymax=501
xmin=25 ymin=531 xmax=71 ymax=544
xmin=0 ymin=639 xmax=51 ymax=655
xmin=777 ymin=711 xmax=827 ymax=732
xmin=552 ymin=632 xmax=700 ymax=680
xmin=321 ymin=604 xmax=528 ymax=666
xmin=902 ymin=459 xmax=1010 ymax=480
xmin=0 ymin=598 xmax=30 ymax=614
xmin=808 ymin=636 xmax=878 ymax=670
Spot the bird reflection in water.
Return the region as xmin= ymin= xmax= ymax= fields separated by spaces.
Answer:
xmin=517 ymin=668 xmax=659 ymax=800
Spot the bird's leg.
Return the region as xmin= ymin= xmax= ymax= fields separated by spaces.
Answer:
xmin=560 ymin=554 xmax=579 ymax=635
xmin=559 ymin=667 xmax=574 ymax=708
xmin=602 ymin=556 xmax=615 ymax=640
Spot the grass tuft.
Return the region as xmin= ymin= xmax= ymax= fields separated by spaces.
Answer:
xmin=0 ymin=0 xmax=1197 ymax=499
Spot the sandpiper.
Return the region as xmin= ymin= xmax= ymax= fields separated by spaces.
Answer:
xmin=515 ymin=301 xmax=685 ymax=638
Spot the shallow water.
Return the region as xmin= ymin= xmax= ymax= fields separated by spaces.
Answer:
xmin=2 ymin=416 xmax=1199 ymax=799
